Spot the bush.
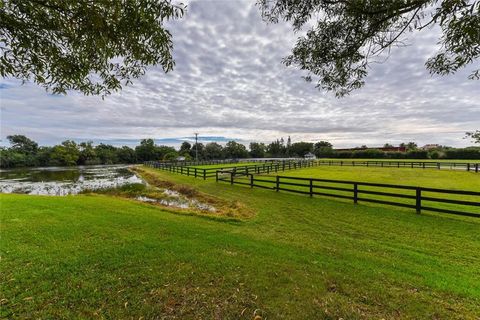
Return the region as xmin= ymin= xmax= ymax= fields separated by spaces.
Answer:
xmin=444 ymin=148 xmax=480 ymax=160
xmin=352 ymin=149 xmax=385 ymax=159
xmin=405 ymin=150 xmax=428 ymax=159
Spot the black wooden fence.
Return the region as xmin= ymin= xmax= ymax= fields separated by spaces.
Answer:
xmin=145 ymin=159 xmax=480 ymax=175
xmin=315 ymin=160 xmax=479 ymax=172
xmin=144 ymin=159 xmax=317 ymax=179
xmin=216 ymin=170 xmax=480 ymax=218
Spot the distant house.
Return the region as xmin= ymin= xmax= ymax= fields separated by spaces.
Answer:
xmin=421 ymin=144 xmax=440 ymax=150
xmin=176 ymin=156 xmax=186 ymax=161
xmin=304 ymin=152 xmax=316 ymax=159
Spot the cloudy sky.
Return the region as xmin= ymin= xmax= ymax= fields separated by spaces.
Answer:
xmin=1 ymin=0 xmax=479 ymax=148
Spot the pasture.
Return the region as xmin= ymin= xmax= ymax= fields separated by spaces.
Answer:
xmin=2 ymin=165 xmax=480 ymax=319
xmin=263 ymin=165 xmax=480 ymax=190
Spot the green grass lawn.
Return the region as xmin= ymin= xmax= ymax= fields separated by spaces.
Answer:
xmin=271 ymin=165 xmax=480 ymax=190
xmin=2 ymin=167 xmax=480 ymax=319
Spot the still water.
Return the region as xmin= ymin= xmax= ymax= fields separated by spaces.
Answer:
xmin=0 ymin=165 xmax=143 ymax=195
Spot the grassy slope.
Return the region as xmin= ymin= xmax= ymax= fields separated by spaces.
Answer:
xmin=1 ymin=167 xmax=480 ymax=319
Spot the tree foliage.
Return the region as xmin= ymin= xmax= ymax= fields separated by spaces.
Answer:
xmin=259 ymin=0 xmax=480 ymax=97
xmin=465 ymin=130 xmax=480 ymax=143
xmin=0 ymin=0 xmax=184 ymax=96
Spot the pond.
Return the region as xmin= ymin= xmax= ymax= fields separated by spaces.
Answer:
xmin=0 ymin=165 xmax=143 ymax=196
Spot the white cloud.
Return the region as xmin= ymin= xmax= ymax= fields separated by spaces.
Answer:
xmin=1 ymin=0 xmax=479 ymax=148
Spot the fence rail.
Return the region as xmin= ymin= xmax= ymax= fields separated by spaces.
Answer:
xmin=315 ymin=160 xmax=479 ymax=172
xmin=145 ymin=159 xmax=480 ymax=175
xmin=216 ymin=170 xmax=480 ymax=218
xmin=144 ymin=159 xmax=317 ymax=179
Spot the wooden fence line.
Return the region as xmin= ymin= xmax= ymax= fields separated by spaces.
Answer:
xmin=215 ymin=170 xmax=480 ymax=218
xmin=145 ymin=159 xmax=480 ymax=175
xmin=144 ymin=159 xmax=317 ymax=179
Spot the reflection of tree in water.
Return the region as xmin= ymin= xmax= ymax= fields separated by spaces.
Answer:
xmin=29 ymin=169 xmax=81 ymax=182
xmin=0 ymin=165 xmax=143 ymax=195
xmin=1 ymin=165 xmax=133 ymax=183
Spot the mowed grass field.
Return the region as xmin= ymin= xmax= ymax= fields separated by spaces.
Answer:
xmin=234 ymin=165 xmax=480 ymax=216
xmin=1 ymin=166 xmax=480 ymax=319
xmin=270 ymin=165 xmax=480 ymax=190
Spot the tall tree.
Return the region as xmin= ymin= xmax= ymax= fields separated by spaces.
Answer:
xmin=259 ymin=0 xmax=480 ymax=97
xmin=78 ymin=141 xmax=96 ymax=165
xmin=204 ymin=142 xmax=224 ymax=160
xmin=465 ymin=130 xmax=480 ymax=143
xmin=289 ymin=142 xmax=313 ymax=157
xmin=6 ymin=135 xmax=38 ymax=154
xmin=249 ymin=142 xmax=266 ymax=158
xmin=224 ymin=141 xmax=249 ymax=159
xmin=135 ymin=139 xmax=157 ymax=162
xmin=179 ymin=141 xmax=192 ymax=155
xmin=0 ymin=0 xmax=184 ymax=96
xmin=51 ymin=140 xmax=79 ymax=166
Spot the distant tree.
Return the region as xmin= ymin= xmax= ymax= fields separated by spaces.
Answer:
xmin=135 ymin=139 xmax=157 ymax=162
xmin=383 ymin=143 xmax=394 ymax=148
xmin=266 ymin=139 xmax=286 ymax=157
xmin=224 ymin=141 xmax=249 ymax=159
xmin=259 ymin=0 xmax=480 ymax=97
xmin=249 ymin=142 xmax=266 ymax=158
xmin=6 ymin=135 xmax=38 ymax=154
xmin=286 ymin=136 xmax=292 ymax=156
xmin=290 ymin=142 xmax=313 ymax=157
xmin=51 ymin=140 xmax=79 ymax=166
xmin=189 ymin=143 xmax=205 ymax=161
xmin=163 ymin=151 xmax=178 ymax=161
xmin=35 ymin=146 xmax=54 ymax=166
xmin=156 ymin=145 xmax=177 ymax=160
xmin=465 ymin=130 xmax=480 ymax=144
xmin=78 ymin=141 xmax=97 ymax=165
xmin=95 ymin=144 xmax=118 ymax=164
xmin=314 ymin=141 xmax=332 ymax=149
xmin=402 ymin=142 xmax=418 ymax=150
xmin=179 ymin=141 xmax=192 ymax=155
xmin=314 ymin=141 xmax=333 ymax=158
xmin=204 ymin=142 xmax=224 ymax=160
xmin=116 ymin=146 xmax=136 ymax=164
xmin=0 ymin=0 xmax=185 ymax=96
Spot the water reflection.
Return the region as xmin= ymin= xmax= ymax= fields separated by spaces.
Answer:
xmin=0 ymin=165 xmax=143 ymax=196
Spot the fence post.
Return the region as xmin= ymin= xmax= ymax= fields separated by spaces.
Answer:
xmin=250 ymin=174 xmax=253 ymax=188
xmin=467 ymin=163 xmax=470 ymax=172
xmin=203 ymin=170 xmax=206 ymax=180
xmin=354 ymin=183 xmax=358 ymax=204
xmin=416 ymin=188 xmax=421 ymax=214
xmin=476 ymin=164 xmax=479 ymax=173
xmin=230 ymin=171 xmax=234 ymax=185
xmin=216 ymin=171 xmax=219 ymax=182
xmin=309 ymin=179 xmax=313 ymax=197
xmin=437 ymin=162 xmax=440 ymax=170
xmin=195 ymin=168 xmax=197 ymax=178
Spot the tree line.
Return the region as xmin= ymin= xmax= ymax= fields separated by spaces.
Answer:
xmin=1 ymin=135 xmax=479 ymax=168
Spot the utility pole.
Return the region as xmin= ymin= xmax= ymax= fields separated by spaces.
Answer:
xmin=194 ymin=133 xmax=199 ymax=162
